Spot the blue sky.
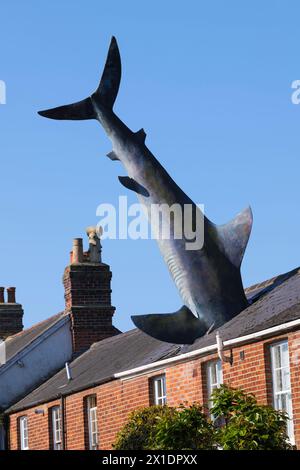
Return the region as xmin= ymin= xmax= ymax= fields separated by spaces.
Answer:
xmin=0 ymin=1 xmax=300 ymax=332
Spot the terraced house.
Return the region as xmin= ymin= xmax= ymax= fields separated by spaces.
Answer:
xmin=0 ymin=230 xmax=300 ymax=450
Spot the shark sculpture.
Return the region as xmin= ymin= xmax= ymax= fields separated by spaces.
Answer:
xmin=38 ymin=37 xmax=253 ymax=345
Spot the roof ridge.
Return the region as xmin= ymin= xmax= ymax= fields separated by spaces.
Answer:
xmin=89 ymin=328 xmax=137 ymax=350
xmin=5 ymin=311 xmax=65 ymax=342
xmin=215 ymin=267 xmax=300 ymax=335
xmin=245 ymin=266 xmax=300 ymax=294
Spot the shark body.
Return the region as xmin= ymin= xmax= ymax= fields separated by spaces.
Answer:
xmin=38 ymin=37 xmax=253 ymax=344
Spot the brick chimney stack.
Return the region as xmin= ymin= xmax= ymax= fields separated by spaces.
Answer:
xmin=63 ymin=226 xmax=120 ymax=356
xmin=0 ymin=287 xmax=24 ymax=340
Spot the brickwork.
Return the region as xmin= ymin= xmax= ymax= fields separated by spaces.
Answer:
xmin=63 ymin=262 xmax=120 ymax=355
xmin=0 ymin=302 xmax=23 ymax=340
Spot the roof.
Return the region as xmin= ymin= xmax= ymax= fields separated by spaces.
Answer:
xmin=187 ymin=266 xmax=300 ymax=352
xmin=6 ymin=329 xmax=178 ymax=412
xmin=4 ymin=312 xmax=66 ymax=363
xmin=7 ymin=266 xmax=300 ymax=413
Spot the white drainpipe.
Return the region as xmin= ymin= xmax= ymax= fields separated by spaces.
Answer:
xmin=216 ymin=331 xmax=232 ymax=364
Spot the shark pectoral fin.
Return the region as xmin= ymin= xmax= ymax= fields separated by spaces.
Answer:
xmin=132 ymin=306 xmax=209 ymax=345
xmin=118 ymin=176 xmax=150 ymax=197
xmin=135 ymin=128 xmax=146 ymax=144
xmin=107 ymin=151 xmax=119 ymax=161
xmin=217 ymin=205 xmax=253 ymax=268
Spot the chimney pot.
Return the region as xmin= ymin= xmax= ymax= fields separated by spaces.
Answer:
xmin=63 ymin=229 xmax=119 ymax=355
xmin=0 ymin=287 xmax=4 ymax=303
xmin=86 ymin=226 xmax=102 ymax=263
xmin=7 ymin=287 xmax=16 ymax=303
xmin=72 ymin=238 xmax=83 ymax=264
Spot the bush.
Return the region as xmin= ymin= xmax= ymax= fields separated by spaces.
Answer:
xmin=210 ymin=384 xmax=292 ymax=450
xmin=113 ymin=386 xmax=293 ymax=450
xmin=153 ymin=404 xmax=215 ymax=450
xmin=113 ymin=404 xmax=215 ymax=450
xmin=113 ymin=405 xmax=176 ymax=450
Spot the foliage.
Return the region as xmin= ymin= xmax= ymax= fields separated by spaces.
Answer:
xmin=113 ymin=405 xmax=176 ymax=450
xmin=152 ymin=404 xmax=216 ymax=450
xmin=113 ymin=385 xmax=293 ymax=450
xmin=113 ymin=403 xmax=215 ymax=450
xmin=210 ymin=384 xmax=292 ymax=450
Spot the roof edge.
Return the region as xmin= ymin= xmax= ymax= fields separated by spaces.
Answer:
xmin=0 ymin=314 xmax=69 ymax=376
xmin=4 ymin=375 xmax=114 ymax=415
xmin=6 ymin=316 xmax=300 ymax=415
xmin=114 ymin=316 xmax=300 ymax=379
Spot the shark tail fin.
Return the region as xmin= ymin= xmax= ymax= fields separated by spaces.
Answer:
xmin=38 ymin=36 xmax=121 ymax=120
xmin=216 ymin=206 xmax=253 ymax=269
xmin=132 ymin=306 xmax=209 ymax=345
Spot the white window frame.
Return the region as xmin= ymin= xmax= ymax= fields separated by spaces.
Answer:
xmin=19 ymin=416 xmax=29 ymax=450
xmin=51 ymin=406 xmax=62 ymax=450
xmin=87 ymin=396 xmax=98 ymax=450
xmin=153 ymin=375 xmax=167 ymax=405
xmin=270 ymin=340 xmax=295 ymax=444
xmin=206 ymin=359 xmax=223 ymax=410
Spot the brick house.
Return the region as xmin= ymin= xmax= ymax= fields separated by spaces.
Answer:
xmin=3 ymin=252 xmax=300 ymax=449
xmin=0 ymin=228 xmax=120 ymax=449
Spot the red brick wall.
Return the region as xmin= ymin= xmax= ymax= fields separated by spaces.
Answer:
xmin=8 ymin=329 xmax=300 ymax=450
xmin=63 ymin=263 xmax=120 ymax=355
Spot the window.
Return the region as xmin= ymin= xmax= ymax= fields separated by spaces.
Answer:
xmin=87 ymin=396 xmax=98 ymax=450
xmin=19 ymin=416 xmax=29 ymax=450
xmin=152 ymin=375 xmax=167 ymax=405
xmin=51 ymin=406 xmax=62 ymax=450
xmin=270 ymin=341 xmax=294 ymax=444
xmin=206 ymin=360 xmax=223 ymax=410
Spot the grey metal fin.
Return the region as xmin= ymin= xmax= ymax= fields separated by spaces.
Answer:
xmin=93 ymin=36 xmax=121 ymax=109
xmin=132 ymin=306 xmax=209 ymax=344
xmin=216 ymin=206 xmax=253 ymax=268
xmin=107 ymin=151 xmax=119 ymax=161
xmin=38 ymin=97 xmax=96 ymax=121
xmin=118 ymin=176 xmax=150 ymax=197
xmin=38 ymin=37 xmax=121 ymax=119
xmin=135 ymin=128 xmax=146 ymax=144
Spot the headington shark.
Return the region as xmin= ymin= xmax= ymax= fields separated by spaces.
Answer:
xmin=38 ymin=37 xmax=253 ymax=345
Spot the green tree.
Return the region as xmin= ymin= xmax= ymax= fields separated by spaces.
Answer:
xmin=113 ymin=404 xmax=215 ymax=450
xmin=113 ymin=386 xmax=293 ymax=450
xmin=113 ymin=405 xmax=176 ymax=450
xmin=153 ymin=404 xmax=216 ymax=450
xmin=210 ymin=384 xmax=292 ymax=450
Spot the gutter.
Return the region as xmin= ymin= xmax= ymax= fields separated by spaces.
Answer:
xmin=4 ymin=376 xmax=115 ymax=415
xmin=114 ymin=317 xmax=300 ymax=379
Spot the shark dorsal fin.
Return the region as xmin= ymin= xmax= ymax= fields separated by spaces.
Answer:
xmin=216 ymin=206 xmax=253 ymax=268
xmin=135 ymin=128 xmax=146 ymax=144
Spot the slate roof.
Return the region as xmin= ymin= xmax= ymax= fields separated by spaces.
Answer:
xmin=6 ymin=266 xmax=300 ymax=413
xmin=187 ymin=266 xmax=300 ymax=352
xmin=4 ymin=312 xmax=66 ymax=363
xmin=6 ymin=329 xmax=178 ymax=412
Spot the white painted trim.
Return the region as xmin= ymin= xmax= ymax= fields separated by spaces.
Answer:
xmin=114 ymin=318 xmax=300 ymax=379
xmin=224 ymin=318 xmax=300 ymax=347
xmin=114 ymin=344 xmax=217 ymax=380
xmin=0 ymin=315 xmax=69 ymax=376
